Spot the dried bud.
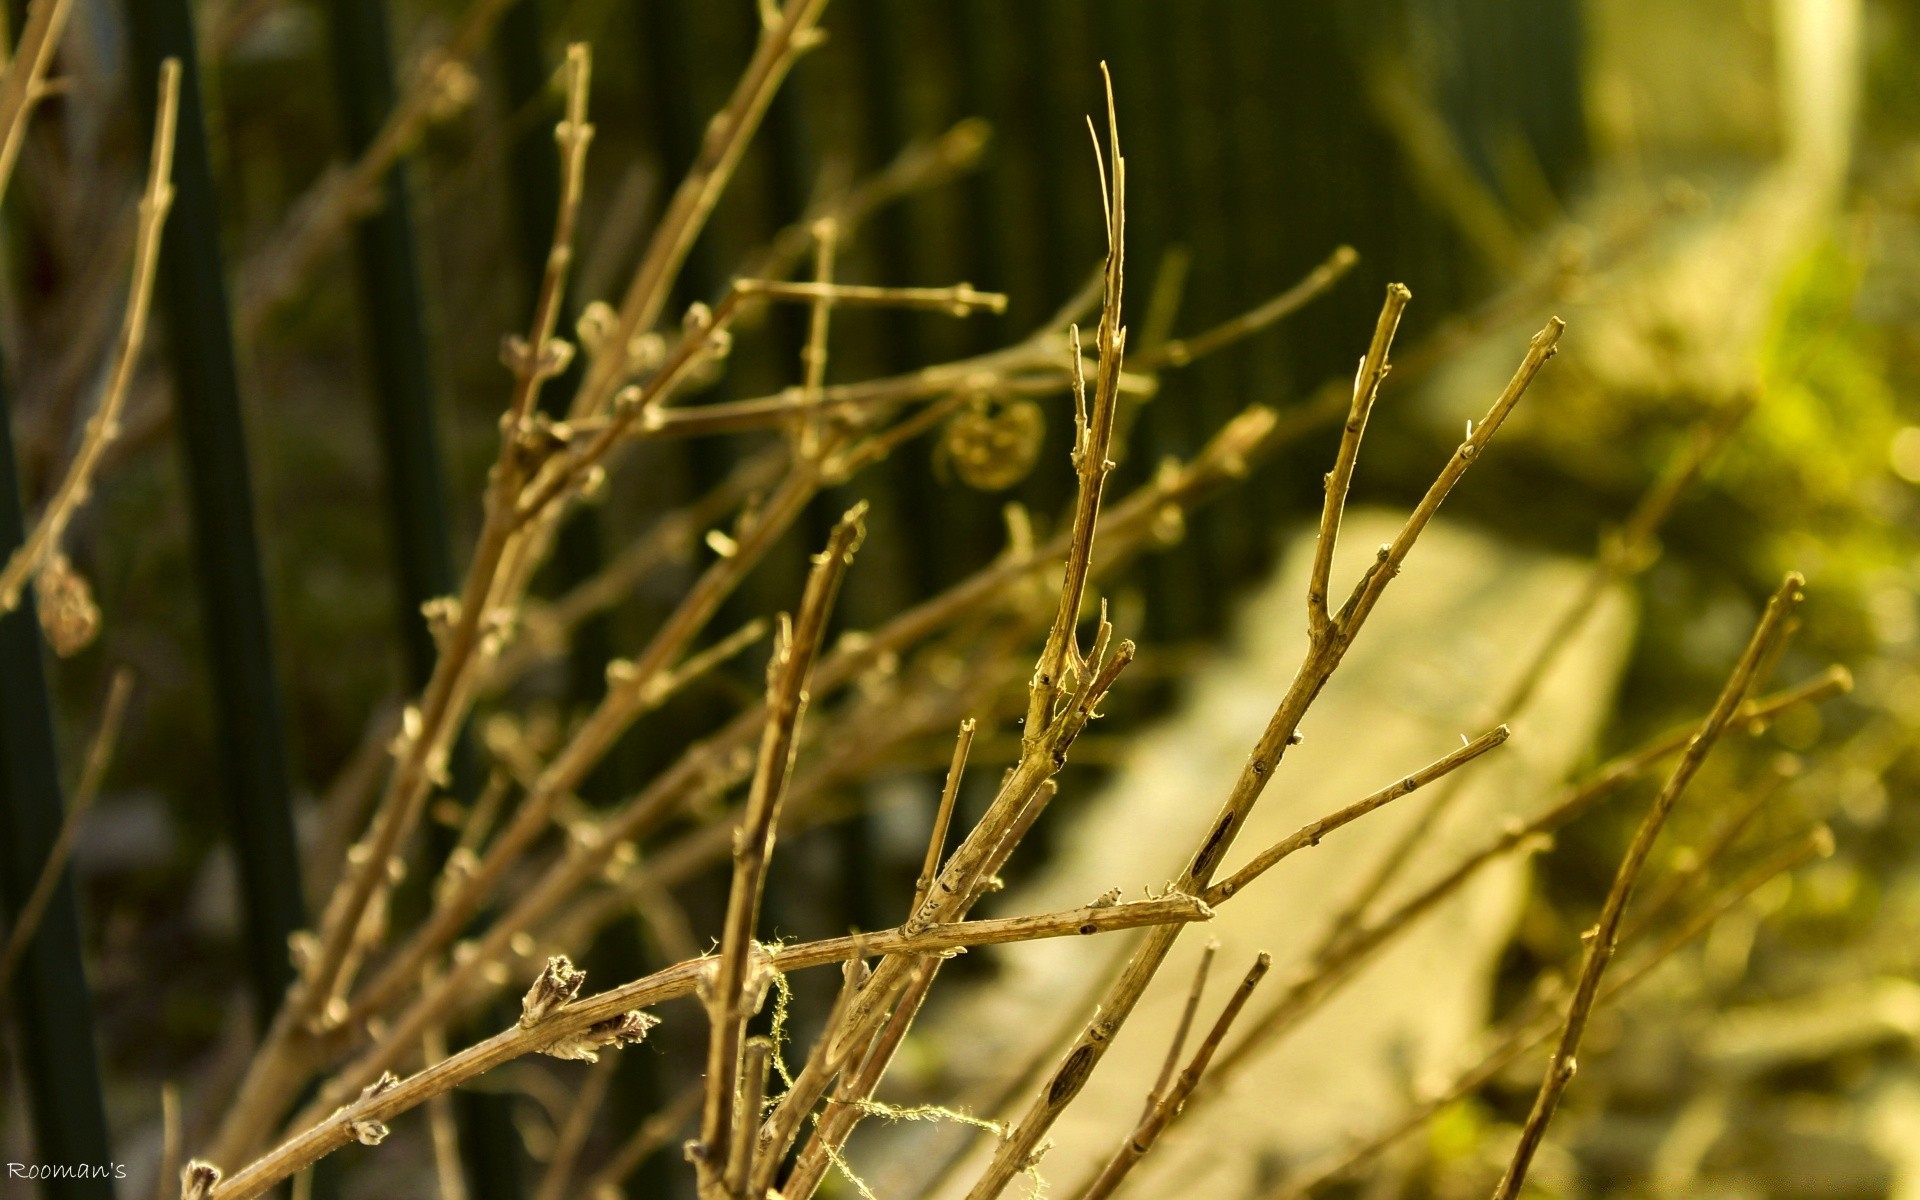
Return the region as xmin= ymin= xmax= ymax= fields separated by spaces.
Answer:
xmin=500 ymin=333 xmax=534 ymax=375
xmin=575 ymin=301 xmax=616 ymax=354
xmin=567 ymin=821 xmax=604 ymax=853
xmin=433 ymin=848 xmax=477 ymax=904
xmin=603 ymin=840 xmax=639 ymax=883
xmin=181 ymin=1161 xmax=221 ymax=1200
xmin=35 ymin=554 xmax=99 ymax=656
xmin=348 ymin=1116 xmax=390 ymax=1146
xmin=389 ymin=705 xmax=424 ymax=759
xmin=627 ymin=332 xmax=667 ymax=372
xmin=287 ymin=930 xmax=319 ymax=971
xmin=1151 ymin=504 xmax=1186 ymax=546
xmin=421 ymin=596 xmax=460 ymax=646
xmin=941 ymin=394 xmax=1044 ymax=491
xmin=427 ymin=58 xmax=479 ymax=120
xmin=542 ymin=1010 xmax=661 ymax=1063
xmin=537 ymin=338 xmax=576 ymax=379
xmin=705 ymin=528 xmax=739 ymax=559
xmin=514 ymin=414 xmax=574 ymax=463
xmin=519 ymin=955 xmax=586 ymax=1027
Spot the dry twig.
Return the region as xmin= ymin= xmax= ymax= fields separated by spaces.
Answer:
xmin=1489 ymin=572 xmax=1806 ymax=1199
xmin=0 ymin=669 xmax=132 ymax=997
xmin=0 ymin=60 xmax=179 ymax=613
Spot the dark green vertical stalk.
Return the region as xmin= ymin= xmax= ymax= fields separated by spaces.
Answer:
xmin=324 ymin=2 xmax=518 ymax=1196
xmin=324 ymin=0 xmax=459 ymax=688
xmin=0 ymin=362 xmax=113 ymax=1198
xmin=122 ymin=0 xmax=307 ymax=1028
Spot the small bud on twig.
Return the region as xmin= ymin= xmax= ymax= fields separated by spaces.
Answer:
xmin=181 ymin=1161 xmax=221 ymax=1200
xmin=519 ymin=955 xmax=587 ymax=1027
xmin=541 ymin=1009 xmax=661 ymax=1063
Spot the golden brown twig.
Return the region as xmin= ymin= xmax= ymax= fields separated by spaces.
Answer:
xmin=912 ymin=719 xmax=976 ymax=928
xmin=694 ymin=506 xmax=866 ymax=1195
xmin=570 ymin=0 xmax=830 ymax=422
xmin=1130 ymin=245 xmax=1358 ymax=371
xmin=1490 ymin=572 xmax=1805 ymax=1200
xmin=1074 ymin=953 xmax=1272 ymax=1200
xmin=964 ymin=306 xmax=1563 ymax=1200
xmin=0 ymin=60 xmax=179 ymax=613
xmin=1270 ymin=826 xmax=1832 ymax=1200
xmin=1205 ymin=725 xmax=1510 ymax=906
xmin=0 ymin=0 xmax=73 ymax=204
xmin=208 ymin=895 xmax=1211 ymax=1198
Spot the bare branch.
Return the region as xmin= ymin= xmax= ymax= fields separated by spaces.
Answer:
xmin=0 ymin=60 xmax=179 ymax=613
xmin=694 ymin=506 xmax=867 ymax=1193
xmin=0 ymin=669 xmax=133 ymax=997
xmin=1490 ymin=572 xmax=1805 ymax=1200
xmin=1076 ymin=953 xmax=1273 ymax=1200
xmin=1307 ymin=282 xmax=1409 ymax=639
xmin=1205 ymin=725 xmax=1510 ymax=905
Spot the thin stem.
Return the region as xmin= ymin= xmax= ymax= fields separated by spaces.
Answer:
xmin=912 ymin=719 xmax=976 ymax=927
xmin=1205 ymin=725 xmax=1509 ymax=905
xmin=964 ymin=315 xmax=1562 ymax=1200
xmin=1307 ymin=282 xmax=1409 ymax=639
xmin=796 ymin=220 xmax=838 ymax=459
xmin=1318 ymin=399 xmax=1751 ymax=957
xmin=724 ymin=1038 xmax=774 ymax=1195
xmin=0 ymin=668 xmax=132 ymax=996
xmin=236 ymin=0 xmax=520 ymax=337
xmin=571 ymin=0 xmax=830 ymax=421
xmin=1146 ymin=942 xmax=1217 ymax=1122
xmin=532 ymin=1053 xmax=615 ymax=1200
xmin=158 ymin=1082 xmax=182 ymax=1200
xmin=694 ymin=508 xmax=866 ymax=1193
xmin=1271 ymin=827 xmax=1830 ymax=1200
xmin=0 ymin=60 xmax=179 ymax=612
xmin=1025 ymin=81 xmax=1126 ymax=741
xmin=208 ymin=895 xmax=1212 ymax=1199
xmin=420 ymin=1021 xmax=469 ymax=1200
xmin=748 ymin=956 xmax=871 ymax=1196
xmin=0 ymin=0 xmax=73 ymax=204
xmin=295 ymin=42 xmax=596 ymax=1021
xmin=1131 ymin=245 xmax=1357 ymax=371
xmin=743 ymin=117 xmax=991 ymax=288
xmin=735 ymin=277 xmax=1007 ymax=315
xmin=781 ymin=957 xmax=941 ymax=1199
xmin=579 ymin=1085 xmax=700 ymax=1198
xmin=1075 ymin=954 xmax=1272 ymax=1200
xmin=1199 ymin=667 xmax=1851 ymax=1098
xmin=1490 ymin=572 xmax=1805 ymax=1200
